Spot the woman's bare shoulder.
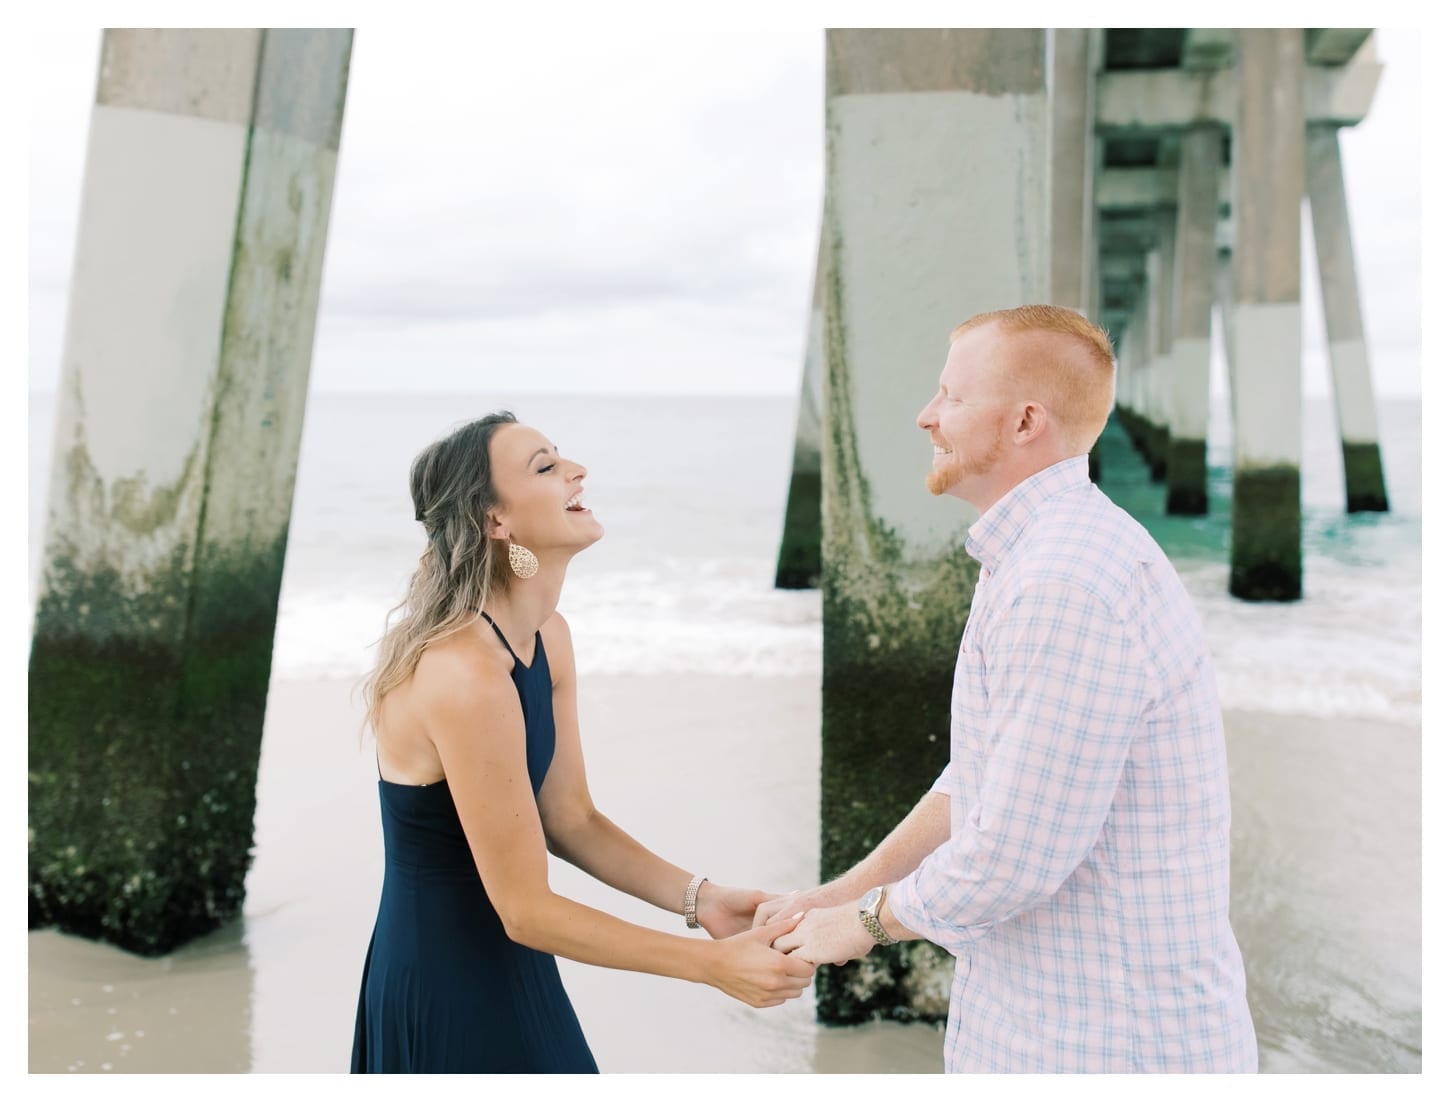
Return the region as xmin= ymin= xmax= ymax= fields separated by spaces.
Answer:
xmin=412 ymin=626 xmax=516 ymax=716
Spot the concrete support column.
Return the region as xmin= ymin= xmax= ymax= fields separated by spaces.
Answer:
xmin=1111 ymin=312 xmax=1130 ymax=420
xmin=1132 ymin=261 xmax=1152 ymax=465
xmin=1049 ymin=29 xmax=1107 ymax=481
xmin=1215 ymin=245 xmax=1238 ymax=415
xmin=1120 ymin=295 xmax=1149 ymax=458
xmin=1129 ymin=261 xmax=1154 ymax=462
xmin=1049 ymin=28 xmax=1094 ymax=310
xmin=818 ymin=28 xmax=1048 ymax=1022
xmin=29 ymin=29 xmax=353 ymax=953
xmin=1152 ymin=206 xmax=1178 ymax=483
xmin=1165 ymin=125 xmax=1220 ymax=514
xmin=774 ymin=220 xmax=826 ymax=589
xmin=1127 ymin=270 xmax=1148 ymax=450
xmin=1306 ymin=122 xmax=1390 ymax=512
xmin=1142 ymin=209 xmax=1175 ymax=482
xmin=1230 ymin=29 xmax=1304 ymax=600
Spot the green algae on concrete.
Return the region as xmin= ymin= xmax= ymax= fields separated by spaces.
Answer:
xmin=775 ymin=220 xmax=827 ymax=591
xmin=1166 ymin=437 xmax=1209 ymax=515
xmin=1230 ymin=466 xmax=1302 ymax=601
xmin=818 ymin=566 xmax=966 ymax=1022
xmin=28 ymin=29 xmax=351 ymax=956
xmin=1115 ymin=405 xmax=1149 ymax=464
xmin=1146 ymin=423 xmax=1169 ymax=482
xmin=29 ymin=540 xmax=286 ymax=955
xmin=1342 ymin=441 xmax=1389 ymax=513
xmin=816 ymin=242 xmax=965 ymax=1024
xmin=775 ymin=467 xmax=822 ymax=589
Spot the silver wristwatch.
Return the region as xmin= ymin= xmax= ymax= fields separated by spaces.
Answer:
xmin=858 ymin=885 xmax=898 ymax=946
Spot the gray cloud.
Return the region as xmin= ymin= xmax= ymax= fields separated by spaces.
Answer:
xmin=28 ymin=27 xmax=1419 ymax=397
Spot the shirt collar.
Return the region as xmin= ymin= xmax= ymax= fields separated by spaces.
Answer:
xmin=964 ymin=454 xmax=1090 ymax=572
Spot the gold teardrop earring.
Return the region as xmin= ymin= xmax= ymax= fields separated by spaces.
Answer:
xmin=508 ymin=541 xmax=539 ymax=579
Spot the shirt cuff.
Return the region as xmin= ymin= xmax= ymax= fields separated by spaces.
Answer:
xmin=890 ymin=862 xmax=992 ymax=959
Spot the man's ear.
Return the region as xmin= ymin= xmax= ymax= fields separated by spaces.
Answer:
xmin=1016 ymin=402 xmax=1049 ymax=443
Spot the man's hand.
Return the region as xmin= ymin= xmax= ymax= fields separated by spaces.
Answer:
xmin=752 ymin=883 xmax=852 ymax=929
xmin=769 ymin=901 xmax=876 ymax=966
xmin=694 ymin=881 xmax=772 ymax=940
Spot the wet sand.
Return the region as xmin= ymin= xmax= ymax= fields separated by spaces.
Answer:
xmin=1223 ymin=710 xmax=1421 ymax=1072
xmin=29 ymin=673 xmax=1420 ymax=1073
xmin=30 ymin=672 xmax=945 ymax=1074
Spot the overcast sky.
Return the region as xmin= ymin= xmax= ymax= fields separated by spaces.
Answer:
xmin=27 ymin=26 xmax=1422 ymax=396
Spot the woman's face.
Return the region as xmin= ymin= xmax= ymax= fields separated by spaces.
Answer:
xmin=486 ymin=422 xmax=603 ymax=558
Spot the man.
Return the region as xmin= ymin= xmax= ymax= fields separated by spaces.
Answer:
xmin=767 ymin=305 xmax=1258 ymax=1073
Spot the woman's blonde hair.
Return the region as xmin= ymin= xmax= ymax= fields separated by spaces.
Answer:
xmin=360 ymin=412 xmax=518 ymax=737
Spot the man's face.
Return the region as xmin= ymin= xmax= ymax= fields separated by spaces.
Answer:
xmin=916 ymin=324 xmax=1014 ymax=506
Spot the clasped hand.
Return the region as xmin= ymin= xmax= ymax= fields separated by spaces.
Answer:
xmin=693 ymin=881 xmax=816 ymax=1008
xmin=751 ymin=889 xmax=876 ymax=967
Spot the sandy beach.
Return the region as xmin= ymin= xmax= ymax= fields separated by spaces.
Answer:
xmin=1222 ymin=709 xmax=1421 ymax=1072
xmin=29 ymin=664 xmax=1421 ymax=1074
xmin=30 ymin=671 xmax=946 ymax=1074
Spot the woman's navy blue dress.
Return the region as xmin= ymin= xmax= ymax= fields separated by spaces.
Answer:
xmin=351 ymin=614 xmax=599 ymax=1073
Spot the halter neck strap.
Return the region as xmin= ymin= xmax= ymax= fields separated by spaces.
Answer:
xmin=477 ymin=609 xmax=519 ymax=661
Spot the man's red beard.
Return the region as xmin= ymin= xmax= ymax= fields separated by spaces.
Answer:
xmin=925 ymin=425 xmax=1005 ymax=496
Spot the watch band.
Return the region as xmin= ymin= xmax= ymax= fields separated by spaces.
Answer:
xmin=860 ymin=886 xmax=898 ymax=946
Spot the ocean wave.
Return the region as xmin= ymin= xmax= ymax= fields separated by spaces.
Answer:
xmin=269 ymin=570 xmax=825 ymax=680
xmin=1179 ymin=557 xmax=1421 ymax=725
xmin=47 ymin=545 xmax=1417 ymax=726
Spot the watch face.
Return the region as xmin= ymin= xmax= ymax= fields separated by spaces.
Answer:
xmin=859 ymin=886 xmax=883 ymax=914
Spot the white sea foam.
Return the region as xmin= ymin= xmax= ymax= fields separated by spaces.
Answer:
xmin=1180 ymin=557 xmax=1422 ymax=725
xmin=271 ymin=550 xmax=1421 ymax=728
xmin=269 ymin=567 xmax=825 ymax=681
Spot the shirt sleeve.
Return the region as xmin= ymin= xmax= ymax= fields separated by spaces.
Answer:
xmin=891 ymin=579 xmax=1153 ymax=957
xmin=929 ymin=761 xmax=953 ymax=796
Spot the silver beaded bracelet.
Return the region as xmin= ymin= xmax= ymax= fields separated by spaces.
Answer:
xmin=683 ymin=874 xmax=708 ymax=929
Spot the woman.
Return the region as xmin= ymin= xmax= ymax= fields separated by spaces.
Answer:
xmin=351 ymin=412 xmax=812 ymax=1073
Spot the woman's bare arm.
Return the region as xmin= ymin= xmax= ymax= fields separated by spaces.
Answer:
xmin=416 ymin=638 xmax=811 ymax=1007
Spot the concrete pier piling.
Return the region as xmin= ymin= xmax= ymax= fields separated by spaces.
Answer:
xmin=1118 ymin=299 xmax=1151 ymax=459
xmin=1135 ymin=293 xmax=1156 ymax=464
xmin=1049 ymin=29 xmax=1097 ymax=313
xmin=816 ymin=28 xmax=1049 ymax=1023
xmin=1048 ymin=29 xmax=1104 ymax=481
xmin=1165 ymin=124 xmax=1219 ymax=514
xmin=1306 ymin=122 xmax=1390 ymax=513
xmin=774 ymin=223 xmax=827 ymax=589
xmin=1087 ymin=28 xmax=1381 ymax=554
xmin=1229 ymin=28 xmax=1305 ymax=600
xmin=28 ymin=29 xmax=353 ymax=954
xmin=1145 ymin=206 xmax=1177 ymax=482
xmin=1216 ymin=244 xmax=1238 ymax=420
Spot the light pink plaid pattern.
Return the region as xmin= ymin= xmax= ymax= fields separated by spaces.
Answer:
xmin=891 ymin=455 xmax=1258 ymax=1072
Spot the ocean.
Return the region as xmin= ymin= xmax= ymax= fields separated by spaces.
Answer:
xmin=27 ymin=389 xmax=1422 ymax=1072
xmin=28 ymin=390 xmax=1422 ymax=717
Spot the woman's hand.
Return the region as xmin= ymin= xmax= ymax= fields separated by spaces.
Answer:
xmin=695 ymin=881 xmax=772 ymax=940
xmin=703 ymin=914 xmax=817 ymax=1008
